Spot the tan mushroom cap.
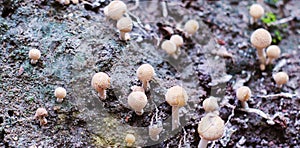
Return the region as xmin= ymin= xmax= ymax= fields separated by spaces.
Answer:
xmin=250 ymin=28 xmax=272 ymax=49
xmin=273 ymin=72 xmax=289 ymax=86
xmin=34 ymin=108 xmax=48 ymax=119
xmin=266 ymin=45 xmax=281 ymax=59
xmin=107 ymin=0 xmax=127 ymax=20
xmin=54 ymin=87 xmax=67 ymax=99
xmin=236 ymin=86 xmax=251 ymax=102
xmin=161 ymin=40 xmax=177 ymax=55
xmin=128 ymin=91 xmax=148 ymax=111
xmin=91 ymin=72 xmax=111 ymax=92
xmin=165 ymin=85 xmax=188 ymax=107
xmin=170 ymin=35 xmax=184 ymax=47
xmin=203 ymin=97 xmax=219 ymax=112
xmin=249 ymin=4 xmax=265 ymax=19
xmin=136 ymin=64 xmax=155 ymax=82
xmin=184 ymin=20 xmax=199 ymax=35
xmin=29 ymin=49 xmax=41 ymax=60
xmin=125 ymin=134 xmax=136 ymax=145
xmin=197 ymin=113 xmax=225 ymax=141
xmin=117 ymin=17 xmax=133 ymax=33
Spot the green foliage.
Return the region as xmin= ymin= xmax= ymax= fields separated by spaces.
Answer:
xmin=272 ymin=30 xmax=282 ymax=44
xmin=262 ymin=12 xmax=277 ymax=24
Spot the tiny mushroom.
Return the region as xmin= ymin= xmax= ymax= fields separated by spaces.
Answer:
xmin=161 ymin=40 xmax=178 ymax=59
xmin=54 ymin=87 xmax=67 ymax=103
xmin=165 ymin=85 xmax=188 ymax=130
xmin=29 ymin=49 xmax=41 ymax=64
xmin=116 ymin=17 xmax=133 ymax=41
xmin=149 ymin=121 xmax=163 ymax=141
xmin=128 ymin=91 xmax=148 ymax=115
xmin=197 ymin=113 xmax=225 ymax=148
xmin=184 ymin=20 xmax=199 ymax=35
xmin=107 ymin=0 xmax=127 ymax=20
xmin=273 ymin=72 xmax=289 ymax=88
xmin=236 ymin=86 xmax=251 ymax=109
xmin=170 ymin=34 xmax=184 ymax=55
xmin=202 ymin=97 xmax=219 ymax=114
xmin=266 ymin=45 xmax=281 ymax=65
xmin=250 ymin=28 xmax=272 ymax=70
xmin=34 ymin=108 xmax=48 ymax=126
xmin=136 ymin=64 xmax=155 ymax=91
xmin=125 ymin=134 xmax=136 ymax=147
xmin=91 ymin=72 xmax=111 ymax=100
xmin=249 ymin=4 xmax=264 ymax=23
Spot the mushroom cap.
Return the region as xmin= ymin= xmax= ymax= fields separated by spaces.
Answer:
xmin=91 ymin=72 xmax=111 ymax=92
xmin=197 ymin=113 xmax=225 ymax=141
xmin=170 ymin=35 xmax=184 ymax=47
xmin=103 ymin=6 xmax=108 ymax=16
xmin=203 ymin=97 xmax=219 ymax=112
xmin=125 ymin=134 xmax=136 ymax=144
xmin=136 ymin=64 xmax=155 ymax=82
xmin=266 ymin=45 xmax=281 ymax=59
xmin=117 ymin=17 xmax=133 ymax=33
xmin=236 ymin=86 xmax=251 ymax=102
xmin=184 ymin=20 xmax=199 ymax=35
xmin=165 ymin=85 xmax=188 ymax=107
xmin=250 ymin=28 xmax=272 ymax=49
xmin=107 ymin=0 xmax=127 ymax=20
xmin=29 ymin=49 xmax=41 ymax=60
xmin=54 ymin=87 xmax=67 ymax=99
xmin=273 ymin=72 xmax=289 ymax=86
xmin=128 ymin=91 xmax=148 ymax=111
xmin=249 ymin=4 xmax=265 ymax=19
xmin=161 ymin=40 xmax=177 ymax=55
xmin=34 ymin=108 xmax=48 ymax=119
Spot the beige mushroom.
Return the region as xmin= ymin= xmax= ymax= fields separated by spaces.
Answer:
xmin=197 ymin=113 xmax=225 ymax=148
xmin=116 ymin=17 xmax=133 ymax=41
xmin=71 ymin=0 xmax=79 ymax=4
xmin=236 ymin=86 xmax=251 ymax=109
xmin=249 ymin=4 xmax=265 ymax=23
xmin=107 ymin=0 xmax=127 ymax=20
xmin=91 ymin=72 xmax=111 ymax=100
xmin=149 ymin=121 xmax=163 ymax=141
xmin=161 ymin=40 xmax=178 ymax=59
xmin=266 ymin=45 xmax=281 ymax=65
xmin=250 ymin=28 xmax=272 ymax=70
xmin=128 ymin=91 xmax=148 ymax=115
xmin=170 ymin=34 xmax=184 ymax=56
xmin=125 ymin=133 xmax=135 ymax=147
xmin=203 ymin=97 xmax=219 ymax=114
xmin=54 ymin=87 xmax=67 ymax=103
xmin=165 ymin=85 xmax=188 ymax=130
xmin=34 ymin=108 xmax=48 ymax=126
xmin=273 ymin=72 xmax=289 ymax=88
xmin=136 ymin=64 xmax=155 ymax=91
xmin=29 ymin=49 xmax=41 ymax=64
xmin=184 ymin=20 xmax=199 ymax=35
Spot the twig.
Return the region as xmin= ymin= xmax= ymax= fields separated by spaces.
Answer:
xmin=239 ymin=108 xmax=275 ymax=125
xmin=268 ymin=16 xmax=294 ymax=26
xmin=256 ymin=93 xmax=297 ymax=99
xmin=161 ymin=1 xmax=168 ymax=18
xmin=128 ymin=0 xmax=140 ymax=11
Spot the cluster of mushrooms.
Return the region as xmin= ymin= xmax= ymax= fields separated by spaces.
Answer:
xmin=30 ymin=1 xmax=292 ymax=147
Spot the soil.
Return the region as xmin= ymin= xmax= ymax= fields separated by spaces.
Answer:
xmin=0 ymin=0 xmax=299 ymax=147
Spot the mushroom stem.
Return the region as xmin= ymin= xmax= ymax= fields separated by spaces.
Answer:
xmin=119 ymin=31 xmax=126 ymax=40
xmin=39 ymin=118 xmax=47 ymax=126
xmin=142 ymin=80 xmax=149 ymax=92
xmin=241 ymin=101 xmax=249 ymax=109
xmin=256 ymin=48 xmax=266 ymax=70
xmin=31 ymin=59 xmax=38 ymax=64
xmin=98 ymin=89 xmax=107 ymax=100
xmin=198 ymin=138 xmax=208 ymax=148
xmin=135 ymin=109 xmax=144 ymax=116
xmin=266 ymin=57 xmax=274 ymax=65
xmin=56 ymin=98 xmax=63 ymax=103
xmin=172 ymin=106 xmax=180 ymax=130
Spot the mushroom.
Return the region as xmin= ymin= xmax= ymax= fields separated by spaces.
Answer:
xmin=116 ymin=17 xmax=133 ymax=41
xmin=250 ymin=28 xmax=272 ymax=70
xmin=71 ymin=0 xmax=79 ymax=4
xmin=107 ymin=0 xmax=127 ymax=20
xmin=249 ymin=4 xmax=264 ymax=23
xmin=170 ymin=34 xmax=184 ymax=56
xmin=125 ymin=134 xmax=135 ymax=147
xmin=136 ymin=64 xmax=155 ymax=91
xmin=149 ymin=121 xmax=163 ymax=141
xmin=236 ymin=86 xmax=251 ymax=109
xmin=165 ymin=85 xmax=188 ymax=130
xmin=197 ymin=113 xmax=225 ymax=148
xmin=184 ymin=20 xmax=199 ymax=35
xmin=28 ymin=49 xmax=41 ymax=64
xmin=128 ymin=91 xmax=148 ymax=115
xmin=266 ymin=45 xmax=281 ymax=65
xmin=273 ymin=72 xmax=289 ymax=88
xmin=91 ymin=72 xmax=111 ymax=100
xmin=202 ymin=97 xmax=219 ymax=114
xmin=34 ymin=108 xmax=48 ymax=126
xmin=131 ymin=85 xmax=145 ymax=93
xmin=54 ymin=87 xmax=67 ymax=103
xmin=161 ymin=40 xmax=178 ymax=59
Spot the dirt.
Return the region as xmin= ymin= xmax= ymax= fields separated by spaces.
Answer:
xmin=0 ymin=0 xmax=299 ymax=147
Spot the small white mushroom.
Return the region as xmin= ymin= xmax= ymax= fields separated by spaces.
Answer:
xmin=29 ymin=49 xmax=41 ymax=64
xmin=54 ymin=87 xmax=67 ymax=103
xmin=273 ymin=72 xmax=289 ymax=88
xmin=136 ymin=64 xmax=155 ymax=91
xmin=184 ymin=20 xmax=199 ymax=35
xmin=34 ymin=108 xmax=48 ymax=126
xmin=106 ymin=0 xmax=127 ymax=20
xmin=128 ymin=91 xmax=148 ymax=115
xmin=236 ymin=86 xmax=252 ymax=109
xmin=116 ymin=17 xmax=133 ymax=41
xmin=249 ymin=4 xmax=265 ymax=23
xmin=125 ymin=134 xmax=135 ymax=147
xmin=91 ymin=72 xmax=111 ymax=100
xmin=266 ymin=45 xmax=281 ymax=65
